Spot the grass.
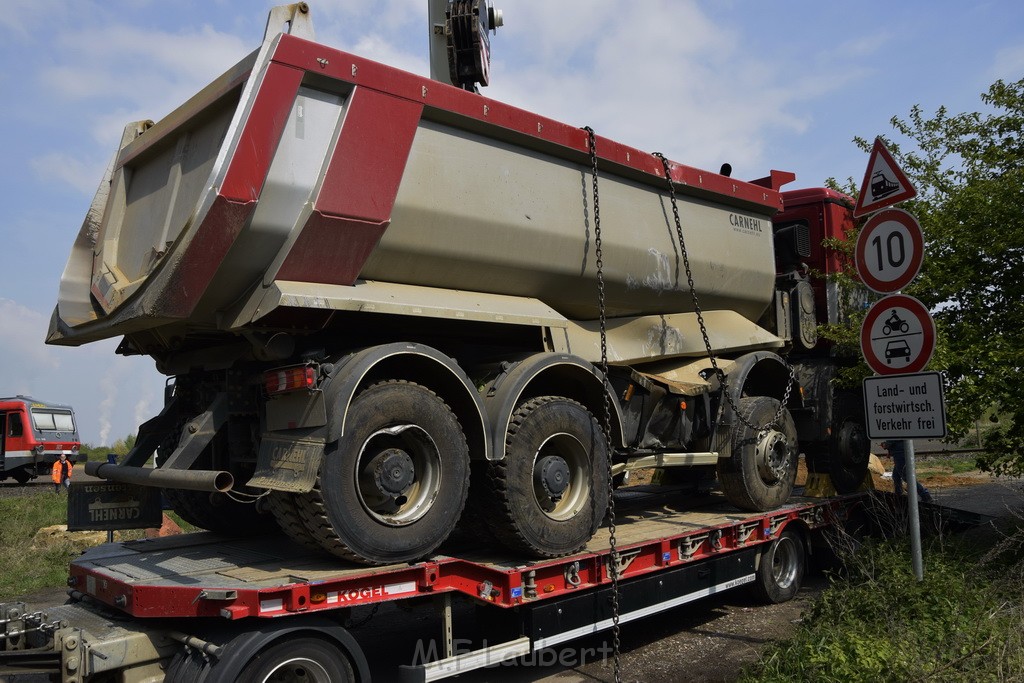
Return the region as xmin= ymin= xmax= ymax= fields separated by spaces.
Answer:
xmin=888 ymin=452 xmax=984 ymax=479
xmin=741 ymin=516 xmax=1024 ymax=682
xmin=924 ymin=453 xmax=985 ymax=475
xmin=0 ymin=493 xmax=81 ymax=598
xmin=0 ymin=491 xmax=197 ymax=600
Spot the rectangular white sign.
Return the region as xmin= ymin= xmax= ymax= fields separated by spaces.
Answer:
xmin=863 ymin=371 xmax=947 ymax=439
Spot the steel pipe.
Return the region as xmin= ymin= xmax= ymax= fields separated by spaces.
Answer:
xmin=84 ymin=461 xmax=233 ymax=492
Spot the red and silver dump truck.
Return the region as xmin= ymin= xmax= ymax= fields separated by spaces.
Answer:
xmin=0 ymin=396 xmax=80 ymax=483
xmin=0 ymin=4 xmax=881 ymax=681
xmin=45 ymin=1 xmax=868 ymax=569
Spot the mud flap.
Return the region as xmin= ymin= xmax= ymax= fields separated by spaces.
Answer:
xmin=247 ymin=434 xmax=324 ymax=493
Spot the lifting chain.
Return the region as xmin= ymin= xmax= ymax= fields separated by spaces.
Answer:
xmin=583 ymin=126 xmax=621 ymax=683
xmin=651 ymin=152 xmax=796 ymax=437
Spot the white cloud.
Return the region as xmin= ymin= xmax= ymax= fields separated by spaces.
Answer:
xmin=0 ymin=299 xmax=61 ymax=384
xmin=0 ymin=297 xmax=161 ymax=445
xmin=40 ymin=23 xmax=250 ymax=130
xmin=98 ymin=373 xmax=116 ymax=446
xmin=478 ymin=1 xmax=829 ymax=177
xmin=991 ymin=44 xmax=1024 ymax=81
xmin=30 ymin=153 xmax=106 ymax=196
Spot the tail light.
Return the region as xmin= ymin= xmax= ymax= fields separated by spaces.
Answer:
xmin=33 ymin=444 xmax=45 ymax=455
xmin=264 ymin=365 xmax=317 ymax=395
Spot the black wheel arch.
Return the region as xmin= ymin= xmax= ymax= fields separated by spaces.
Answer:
xmin=322 ymin=342 xmax=490 ymax=460
xmin=199 ymin=617 xmax=370 ymax=683
xmin=715 ymin=351 xmax=801 ymax=459
xmin=480 ymin=352 xmax=625 ymax=461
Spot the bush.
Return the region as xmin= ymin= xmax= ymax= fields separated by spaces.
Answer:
xmin=743 ymin=536 xmax=1024 ymax=682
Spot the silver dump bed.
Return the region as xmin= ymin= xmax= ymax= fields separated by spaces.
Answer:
xmin=48 ymin=9 xmax=786 ymax=357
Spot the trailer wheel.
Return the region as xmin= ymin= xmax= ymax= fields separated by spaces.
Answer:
xmin=749 ymin=528 xmax=805 ymax=603
xmin=164 ymin=647 xmax=210 ymax=682
xmin=718 ymin=396 xmax=797 ymax=511
xmin=298 ymin=381 xmax=469 ymax=565
xmin=237 ymin=636 xmax=355 ymax=682
xmin=483 ymin=397 xmax=609 ymax=558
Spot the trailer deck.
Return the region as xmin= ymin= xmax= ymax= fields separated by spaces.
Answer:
xmin=67 ymin=487 xmax=862 ymax=620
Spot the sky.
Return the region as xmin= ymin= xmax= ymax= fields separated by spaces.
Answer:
xmin=1 ymin=0 xmax=1022 ymax=446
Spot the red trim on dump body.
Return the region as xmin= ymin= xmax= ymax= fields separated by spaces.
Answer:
xmin=315 ymin=88 xmax=423 ymax=223
xmin=66 ymin=495 xmax=860 ymax=620
xmin=270 ymin=34 xmax=786 ymax=212
xmin=275 ymin=87 xmax=423 ymax=285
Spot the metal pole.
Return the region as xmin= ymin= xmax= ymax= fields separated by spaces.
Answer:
xmin=428 ymin=0 xmax=452 ymax=85
xmin=904 ymin=439 xmax=924 ymax=580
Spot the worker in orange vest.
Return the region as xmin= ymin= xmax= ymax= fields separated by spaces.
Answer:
xmin=51 ymin=453 xmax=72 ymax=493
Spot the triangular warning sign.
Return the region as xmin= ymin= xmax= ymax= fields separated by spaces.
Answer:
xmin=853 ymin=137 xmax=917 ymax=217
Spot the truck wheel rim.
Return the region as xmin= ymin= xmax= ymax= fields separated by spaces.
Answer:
xmin=771 ymin=536 xmax=799 ymax=589
xmin=755 ymin=429 xmax=791 ymax=484
xmin=356 ymin=424 xmax=441 ymax=526
xmin=256 ymin=656 xmax=332 ymax=682
xmin=532 ymin=433 xmax=590 ymax=521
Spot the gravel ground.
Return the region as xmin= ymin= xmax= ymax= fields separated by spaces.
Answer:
xmin=0 ymin=480 xmax=49 ymax=499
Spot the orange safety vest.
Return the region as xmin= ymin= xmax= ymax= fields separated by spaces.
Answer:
xmin=51 ymin=459 xmax=73 ymax=484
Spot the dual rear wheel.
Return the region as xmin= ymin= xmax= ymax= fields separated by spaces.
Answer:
xmin=476 ymin=397 xmax=609 ymax=558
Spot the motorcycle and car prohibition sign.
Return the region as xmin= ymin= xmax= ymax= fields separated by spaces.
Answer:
xmin=860 ymin=294 xmax=936 ymax=375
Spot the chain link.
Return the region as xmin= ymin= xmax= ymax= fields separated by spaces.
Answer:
xmin=651 ymin=153 xmax=795 ymax=436
xmin=584 ymin=126 xmax=621 ymax=683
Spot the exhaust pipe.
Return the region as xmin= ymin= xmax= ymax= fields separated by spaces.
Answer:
xmin=84 ymin=461 xmax=233 ymax=493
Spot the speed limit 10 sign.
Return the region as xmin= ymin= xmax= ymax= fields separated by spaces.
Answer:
xmin=854 ymin=208 xmax=924 ymax=294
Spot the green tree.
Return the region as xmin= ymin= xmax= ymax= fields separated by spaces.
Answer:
xmin=859 ymin=79 xmax=1024 ymax=473
xmin=111 ymin=433 xmax=137 ymax=457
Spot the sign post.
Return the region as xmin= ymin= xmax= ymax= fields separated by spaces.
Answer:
xmin=854 ymin=139 xmax=941 ymax=581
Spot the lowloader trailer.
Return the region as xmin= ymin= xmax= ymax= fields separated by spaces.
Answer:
xmin=0 ymin=489 xmax=866 ymax=682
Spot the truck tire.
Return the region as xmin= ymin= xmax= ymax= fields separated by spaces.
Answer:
xmin=748 ymin=528 xmax=805 ymax=603
xmin=482 ymin=397 xmax=609 ymax=558
xmin=156 ymin=426 xmax=277 ymax=536
xmin=296 ymin=381 xmax=470 ymax=565
xmin=718 ymin=396 xmax=798 ymax=511
xmin=266 ymin=491 xmax=322 ymax=551
xmin=235 ymin=636 xmax=355 ymax=682
xmin=162 ymin=488 xmax=275 ymax=535
xmin=828 ymin=396 xmax=871 ymax=494
xmin=164 ymin=647 xmax=210 ymax=682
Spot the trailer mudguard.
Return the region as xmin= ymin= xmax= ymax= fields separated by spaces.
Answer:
xmin=481 ymin=352 xmax=625 ymax=461
xmin=324 ymin=342 xmax=490 ymax=460
xmin=198 ymin=618 xmax=370 ymax=683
